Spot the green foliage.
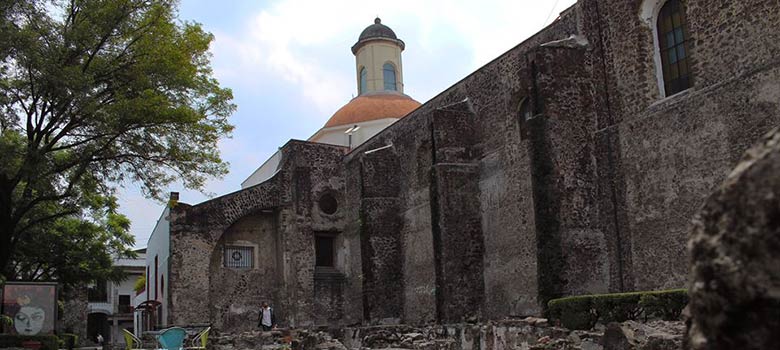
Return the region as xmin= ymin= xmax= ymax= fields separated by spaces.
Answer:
xmin=591 ymin=293 xmax=643 ymax=323
xmin=8 ymin=197 xmax=136 ymax=288
xmin=134 ymin=273 xmax=146 ymax=294
xmin=0 ymin=334 xmax=60 ymax=350
xmin=639 ymin=289 xmax=688 ymax=321
xmin=59 ymin=333 xmax=79 ymax=349
xmin=547 ymin=289 xmax=689 ymax=330
xmin=548 ymin=295 xmax=598 ymax=330
xmin=0 ymin=314 xmax=11 ymax=326
xmin=0 ymin=0 xmax=235 ymax=277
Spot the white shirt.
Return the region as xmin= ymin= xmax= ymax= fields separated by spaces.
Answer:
xmin=261 ymin=307 xmax=272 ymax=326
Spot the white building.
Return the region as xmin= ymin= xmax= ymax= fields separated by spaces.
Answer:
xmin=133 ymin=204 xmax=172 ymax=335
xmin=86 ymin=249 xmax=146 ymax=344
xmin=242 ymin=17 xmax=420 ymax=189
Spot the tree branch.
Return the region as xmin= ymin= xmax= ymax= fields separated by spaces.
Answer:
xmin=15 ymin=209 xmax=78 ymax=238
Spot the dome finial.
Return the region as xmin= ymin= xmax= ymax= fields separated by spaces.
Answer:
xmin=352 ymin=16 xmax=405 ymax=54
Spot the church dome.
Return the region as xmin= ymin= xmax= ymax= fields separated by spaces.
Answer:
xmin=359 ymin=17 xmax=398 ymax=41
xmin=324 ymin=92 xmax=420 ymax=128
xmin=352 ymin=18 xmax=405 ymax=54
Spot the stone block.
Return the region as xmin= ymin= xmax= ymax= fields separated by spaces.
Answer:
xmin=687 ymin=128 xmax=780 ymax=350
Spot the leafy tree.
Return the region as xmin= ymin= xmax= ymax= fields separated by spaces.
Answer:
xmin=0 ymin=0 xmax=235 ymax=278
xmin=133 ymin=273 xmax=145 ymax=294
xmin=6 ymin=195 xmax=136 ymax=290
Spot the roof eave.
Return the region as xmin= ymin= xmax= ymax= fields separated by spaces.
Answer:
xmin=351 ymin=37 xmax=405 ymax=55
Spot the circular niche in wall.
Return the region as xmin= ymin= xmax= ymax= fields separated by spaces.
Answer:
xmin=318 ymin=193 xmax=338 ymax=215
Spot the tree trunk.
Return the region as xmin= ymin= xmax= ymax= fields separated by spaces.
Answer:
xmin=0 ymin=191 xmax=17 ymax=279
xmin=0 ymin=226 xmax=14 ymax=280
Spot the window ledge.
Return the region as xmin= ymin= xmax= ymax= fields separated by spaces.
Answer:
xmin=650 ymin=88 xmax=693 ymax=108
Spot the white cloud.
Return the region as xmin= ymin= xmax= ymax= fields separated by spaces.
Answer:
xmin=209 ymin=0 xmax=577 ymax=114
xmin=123 ymin=0 xmax=578 ymax=246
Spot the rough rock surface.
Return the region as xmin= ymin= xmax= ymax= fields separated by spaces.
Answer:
xmin=602 ymin=321 xmax=684 ymax=350
xmin=59 ymin=287 xmax=88 ymax=346
xmin=210 ymin=329 xmax=346 ymax=350
xmin=342 ymin=319 xmax=683 ymax=350
xmin=210 ymin=330 xmax=286 ymax=350
xmin=202 ymin=319 xmax=683 ymax=350
xmin=687 ymin=128 xmax=780 ymax=349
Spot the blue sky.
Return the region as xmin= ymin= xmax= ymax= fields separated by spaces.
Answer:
xmin=120 ymin=0 xmax=578 ymax=247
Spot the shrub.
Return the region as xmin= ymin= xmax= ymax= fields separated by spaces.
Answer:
xmin=59 ymin=333 xmax=79 ymax=349
xmin=548 ymin=295 xmax=597 ymax=330
xmin=0 ymin=334 xmax=60 ymax=350
xmin=548 ymin=289 xmax=688 ymax=330
xmin=591 ymin=292 xmax=643 ymax=323
xmin=639 ymin=289 xmax=688 ymax=321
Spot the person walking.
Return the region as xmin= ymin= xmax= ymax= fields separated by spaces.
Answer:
xmin=257 ymin=302 xmax=275 ymax=331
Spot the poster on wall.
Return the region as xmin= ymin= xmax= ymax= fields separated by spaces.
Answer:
xmin=1 ymin=282 xmax=58 ymax=336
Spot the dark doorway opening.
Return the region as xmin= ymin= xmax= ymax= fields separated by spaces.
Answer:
xmin=315 ymin=235 xmax=335 ymax=267
xmin=86 ymin=313 xmax=110 ymax=343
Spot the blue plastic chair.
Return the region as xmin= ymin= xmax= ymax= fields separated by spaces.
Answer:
xmin=157 ymin=327 xmax=188 ymax=350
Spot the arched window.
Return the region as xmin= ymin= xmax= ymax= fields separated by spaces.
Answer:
xmin=519 ymin=97 xmax=533 ymax=121
xmin=657 ymin=0 xmax=692 ymax=96
xmin=383 ymin=63 xmax=397 ymax=91
xmin=146 ymin=266 xmax=149 ymax=294
xmin=154 ymin=255 xmax=158 ymax=300
xmin=359 ymin=67 xmax=367 ymax=95
xmin=517 ymin=97 xmax=533 ymax=139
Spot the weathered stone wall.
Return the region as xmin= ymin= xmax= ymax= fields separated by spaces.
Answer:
xmin=430 ymin=100 xmax=485 ymax=323
xmin=288 ymin=143 xmax=352 ymax=327
xmin=168 ymin=141 xmax=353 ymax=329
xmin=60 ymin=287 xmax=88 ymax=345
xmin=587 ymin=0 xmax=780 ymax=290
xmin=529 ymin=42 xmax=612 ymax=302
xmin=341 ymin=0 xmax=780 ymax=324
xmin=167 ymin=0 xmax=780 ymax=329
xmin=358 ymin=146 xmax=405 ymax=323
xmin=343 ymin=5 xmax=601 ymax=323
xmin=208 ymin=213 xmax=278 ymax=331
xmin=341 ymin=159 xmax=366 ymax=325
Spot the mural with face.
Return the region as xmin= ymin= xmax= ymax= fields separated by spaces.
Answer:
xmin=14 ymin=305 xmax=46 ymax=335
xmin=1 ymin=283 xmax=57 ymax=335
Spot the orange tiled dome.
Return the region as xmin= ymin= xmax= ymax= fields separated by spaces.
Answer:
xmin=325 ymin=92 xmax=421 ymax=128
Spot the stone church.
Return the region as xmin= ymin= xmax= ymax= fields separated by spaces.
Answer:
xmin=140 ymin=0 xmax=780 ymax=332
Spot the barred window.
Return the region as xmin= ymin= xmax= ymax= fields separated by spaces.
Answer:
xmin=224 ymin=246 xmax=254 ymax=269
xmin=657 ymin=0 xmax=692 ymax=96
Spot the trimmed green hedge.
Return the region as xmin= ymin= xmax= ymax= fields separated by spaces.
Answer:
xmin=547 ymin=289 xmax=688 ymax=330
xmin=639 ymin=289 xmax=689 ymax=320
xmin=0 ymin=334 xmax=60 ymax=350
xmin=548 ymin=295 xmax=598 ymax=330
